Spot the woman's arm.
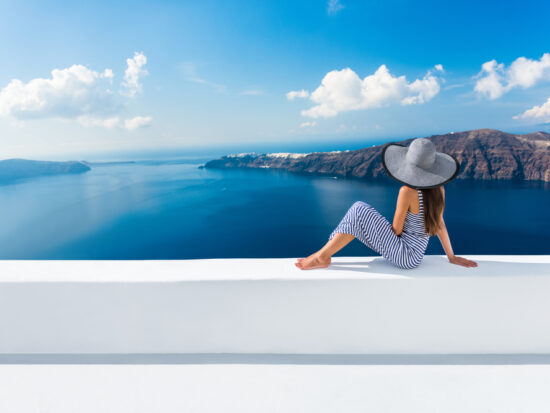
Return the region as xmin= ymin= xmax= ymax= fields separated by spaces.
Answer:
xmin=391 ymin=186 xmax=411 ymax=236
xmin=436 ymin=188 xmax=478 ymax=268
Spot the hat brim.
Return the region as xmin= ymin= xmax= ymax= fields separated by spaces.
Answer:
xmin=381 ymin=143 xmax=460 ymax=189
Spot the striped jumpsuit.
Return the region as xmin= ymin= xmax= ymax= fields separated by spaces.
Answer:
xmin=328 ymin=189 xmax=430 ymax=269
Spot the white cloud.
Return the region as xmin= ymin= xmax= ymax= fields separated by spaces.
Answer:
xmin=0 ymin=64 xmax=119 ymax=120
xmin=401 ymin=72 xmax=441 ymax=105
xmin=286 ymin=89 xmax=309 ymax=100
xmin=122 ymin=52 xmax=148 ymax=97
xmin=434 ymin=64 xmax=444 ymax=72
xmin=102 ymin=68 xmax=114 ymax=81
xmin=474 ymin=53 xmax=550 ymax=99
xmin=0 ymin=53 xmax=151 ymax=131
xmin=124 ymin=115 xmax=152 ymax=130
xmin=513 ymin=97 xmax=550 ymax=123
xmin=327 ymin=0 xmax=344 ymax=15
xmin=508 ymin=54 xmax=550 ymax=88
xmin=300 ymin=121 xmax=317 ymax=128
xmin=474 ymin=60 xmax=507 ymax=99
xmin=298 ymin=64 xmax=443 ymax=118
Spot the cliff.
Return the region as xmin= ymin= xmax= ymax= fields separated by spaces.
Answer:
xmin=203 ymin=129 xmax=550 ymax=182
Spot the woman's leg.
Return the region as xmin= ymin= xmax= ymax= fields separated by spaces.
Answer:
xmin=328 ymin=201 xmax=409 ymax=268
xmin=296 ymin=200 xmax=404 ymax=270
xmin=295 ymin=233 xmax=354 ymax=270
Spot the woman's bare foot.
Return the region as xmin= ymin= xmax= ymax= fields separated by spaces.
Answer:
xmin=295 ymin=253 xmax=331 ymax=270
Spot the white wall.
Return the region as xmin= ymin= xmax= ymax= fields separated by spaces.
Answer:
xmin=0 ymin=255 xmax=549 ymax=354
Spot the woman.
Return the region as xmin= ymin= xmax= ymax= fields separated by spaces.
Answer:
xmin=295 ymin=138 xmax=478 ymax=270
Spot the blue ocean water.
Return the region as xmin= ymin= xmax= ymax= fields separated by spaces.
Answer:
xmin=0 ymin=153 xmax=549 ymax=259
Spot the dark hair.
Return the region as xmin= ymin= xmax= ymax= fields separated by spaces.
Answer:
xmin=421 ymin=187 xmax=444 ymax=236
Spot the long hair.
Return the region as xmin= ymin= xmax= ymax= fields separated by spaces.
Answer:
xmin=420 ymin=187 xmax=445 ymax=236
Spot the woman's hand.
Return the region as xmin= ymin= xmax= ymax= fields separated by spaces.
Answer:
xmin=449 ymin=256 xmax=478 ymax=268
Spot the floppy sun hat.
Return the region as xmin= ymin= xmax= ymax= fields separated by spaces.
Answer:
xmin=381 ymin=138 xmax=460 ymax=189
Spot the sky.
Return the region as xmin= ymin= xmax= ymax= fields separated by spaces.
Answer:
xmin=0 ymin=0 xmax=549 ymax=159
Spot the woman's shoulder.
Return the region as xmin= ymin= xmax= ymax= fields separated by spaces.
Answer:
xmin=398 ymin=185 xmax=417 ymax=205
xmin=399 ymin=185 xmax=417 ymax=195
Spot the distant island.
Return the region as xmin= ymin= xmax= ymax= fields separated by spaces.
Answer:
xmin=0 ymin=159 xmax=91 ymax=184
xmin=202 ymin=129 xmax=550 ymax=182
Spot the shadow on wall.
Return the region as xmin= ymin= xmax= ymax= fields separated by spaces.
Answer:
xmin=2 ymin=353 xmax=550 ymax=365
xmin=327 ymin=256 xmax=550 ymax=278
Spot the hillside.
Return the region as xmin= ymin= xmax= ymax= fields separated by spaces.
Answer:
xmin=0 ymin=159 xmax=91 ymax=184
xmin=203 ymin=129 xmax=550 ymax=182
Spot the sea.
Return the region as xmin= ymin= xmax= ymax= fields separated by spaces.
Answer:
xmin=1 ymin=143 xmax=549 ymax=259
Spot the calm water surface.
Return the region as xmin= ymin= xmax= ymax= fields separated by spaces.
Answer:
xmin=0 ymin=156 xmax=548 ymax=259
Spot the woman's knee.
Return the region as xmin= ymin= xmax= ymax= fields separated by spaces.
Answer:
xmin=351 ymin=201 xmax=371 ymax=213
xmin=350 ymin=201 xmax=374 ymax=219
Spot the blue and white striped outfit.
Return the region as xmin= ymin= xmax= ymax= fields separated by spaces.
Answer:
xmin=328 ymin=189 xmax=430 ymax=269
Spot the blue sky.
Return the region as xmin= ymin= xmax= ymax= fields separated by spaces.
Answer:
xmin=0 ymin=0 xmax=549 ymax=159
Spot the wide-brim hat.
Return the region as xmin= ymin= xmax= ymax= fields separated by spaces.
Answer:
xmin=381 ymin=138 xmax=460 ymax=189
